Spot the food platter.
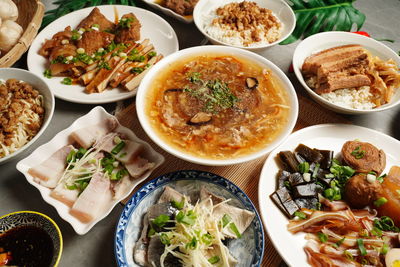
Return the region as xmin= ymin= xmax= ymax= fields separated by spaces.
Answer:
xmin=115 ymin=170 xmax=264 ymax=267
xmin=27 ymin=5 xmax=179 ymax=104
xmin=258 ymin=124 xmax=400 ymax=267
xmin=16 ymin=106 xmax=165 ymax=235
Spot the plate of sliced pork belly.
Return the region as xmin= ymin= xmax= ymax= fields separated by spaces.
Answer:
xmin=293 ymin=31 xmax=400 ymax=114
xmin=16 ymin=106 xmax=164 ymax=234
xmin=27 ymin=5 xmax=179 ymax=104
xmin=115 ymin=170 xmax=264 ymax=267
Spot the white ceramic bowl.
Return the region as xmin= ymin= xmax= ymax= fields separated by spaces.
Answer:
xmin=136 ymin=45 xmax=299 ymax=166
xmin=293 ymin=31 xmax=400 ymax=114
xmin=193 ymin=0 xmax=295 ymax=51
xmin=0 ymin=68 xmax=55 ymax=165
xmin=140 ymin=0 xmax=193 ymax=23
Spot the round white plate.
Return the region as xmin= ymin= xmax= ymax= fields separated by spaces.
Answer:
xmin=28 ymin=5 xmax=179 ymax=104
xmin=258 ymin=124 xmax=400 ymax=267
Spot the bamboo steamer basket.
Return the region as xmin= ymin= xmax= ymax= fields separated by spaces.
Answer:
xmin=0 ymin=0 xmax=44 ymax=67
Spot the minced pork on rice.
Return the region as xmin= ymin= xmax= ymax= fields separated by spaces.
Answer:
xmin=202 ymin=2 xmax=283 ymax=47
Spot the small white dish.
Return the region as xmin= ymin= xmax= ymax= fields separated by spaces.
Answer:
xmin=27 ymin=5 xmax=179 ymax=104
xmin=16 ymin=106 xmax=165 ymax=235
xmin=136 ymin=45 xmax=299 ymax=166
xmin=293 ymin=31 xmax=400 ymax=114
xmin=0 ymin=68 xmax=55 ymax=165
xmin=193 ymin=0 xmax=295 ymax=51
xmin=258 ymin=123 xmax=400 ymax=267
xmin=140 ymin=0 xmax=193 ymax=23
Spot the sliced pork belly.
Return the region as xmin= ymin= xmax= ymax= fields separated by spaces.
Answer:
xmin=70 ymin=117 xmax=118 ymax=148
xmin=28 ymin=145 xmax=75 ymax=188
xmin=111 ymin=174 xmax=132 ymax=199
xmin=70 ymin=172 xmax=113 ymax=223
xmin=213 ymin=203 xmax=255 ymax=239
xmin=200 ymin=187 xmax=225 ymax=205
xmin=94 ymin=132 xmax=143 ymax=163
xmin=125 ymin=156 xmax=155 ymax=178
xmin=316 ymin=74 xmax=371 ymax=94
xmin=50 ymin=183 xmax=79 ymax=207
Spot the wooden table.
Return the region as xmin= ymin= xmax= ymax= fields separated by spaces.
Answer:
xmin=1 ymin=0 xmax=399 ymax=266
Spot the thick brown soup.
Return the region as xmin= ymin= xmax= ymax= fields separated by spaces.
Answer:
xmin=146 ymin=54 xmax=290 ymax=159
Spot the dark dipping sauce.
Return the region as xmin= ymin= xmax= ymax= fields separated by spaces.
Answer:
xmin=0 ymin=225 xmax=54 ymax=267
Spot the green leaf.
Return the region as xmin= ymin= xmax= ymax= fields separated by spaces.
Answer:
xmin=281 ymin=0 xmax=366 ymax=45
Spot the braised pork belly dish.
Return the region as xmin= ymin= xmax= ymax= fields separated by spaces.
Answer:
xmin=270 ymin=140 xmax=400 ymax=266
xmin=0 ymin=79 xmax=44 ymax=158
xmin=134 ymin=186 xmax=255 ymax=266
xmin=302 ymin=44 xmax=400 ymax=109
xmin=145 ymin=54 xmax=290 ymax=159
xmin=163 ymin=0 xmax=198 ymax=16
xmin=28 ymin=117 xmax=156 ymax=223
xmin=39 ymin=7 xmax=162 ymax=94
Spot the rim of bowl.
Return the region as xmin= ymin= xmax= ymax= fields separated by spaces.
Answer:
xmin=0 ymin=68 xmax=55 ymax=163
xmin=292 ymin=31 xmax=400 ymax=114
xmin=136 ymin=45 xmax=299 ymax=166
xmin=0 ymin=210 xmax=63 ymax=267
xmin=193 ymin=0 xmax=296 ymax=50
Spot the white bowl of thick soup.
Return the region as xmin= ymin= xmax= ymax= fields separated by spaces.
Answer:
xmin=136 ymin=46 xmax=298 ymax=166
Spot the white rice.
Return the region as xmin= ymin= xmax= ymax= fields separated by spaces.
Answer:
xmin=202 ymin=9 xmax=282 ymax=47
xmin=321 ymin=86 xmax=376 ymax=110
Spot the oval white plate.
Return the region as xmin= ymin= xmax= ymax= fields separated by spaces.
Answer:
xmin=258 ymin=124 xmax=400 ymax=267
xmin=293 ymin=31 xmax=400 ymax=114
xmin=27 ymin=5 xmax=179 ymax=104
xmin=16 ymin=106 xmax=165 ymax=235
xmin=140 ymin=0 xmax=193 ymax=23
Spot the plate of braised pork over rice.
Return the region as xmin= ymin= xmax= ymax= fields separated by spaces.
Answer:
xmin=27 ymin=5 xmax=179 ymax=104
xmin=115 ymin=170 xmax=264 ymax=267
xmin=293 ymin=31 xmax=400 ymax=114
xmin=259 ymin=124 xmax=400 ymax=267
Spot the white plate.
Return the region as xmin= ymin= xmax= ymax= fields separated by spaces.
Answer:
xmin=16 ymin=106 xmax=165 ymax=235
xmin=193 ymin=0 xmax=295 ymax=51
xmin=140 ymin=0 xmax=193 ymax=23
xmin=292 ymin=31 xmax=400 ymax=114
xmin=258 ymin=124 xmax=400 ymax=267
xmin=27 ymin=5 xmax=179 ymax=104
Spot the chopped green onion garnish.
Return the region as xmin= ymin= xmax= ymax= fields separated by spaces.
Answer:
xmin=343 ymin=250 xmax=353 ymax=260
xmin=381 ymin=243 xmax=389 ymax=255
xmin=374 ymin=197 xmax=388 ymax=207
xmin=221 ymin=214 xmax=232 ymax=228
xmin=185 ymin=236 xmax=197 ymax=250
xmin=294 ymin=211 xmax=307 ymax=219
xmin=176 ymin=210 xmax=196 ymax=225
xmin=160 ymin=233 xmax=170 ymax=245
xmin=229 ymin=222 xmax=241 ymax=238
xmin=371 ymin=227 xmax=382 ymax=237
xmin=312 ymin=163 xmax=320 ymax=178
xmin=201 ymin=233 xmax=213 ymax=245
xmin=111 ymin=141 xmax=125 ymax=155
xmin=298 ymin=162 xmax=310 ymax=174
xmin=43 ymin=69 xmax=52 ymax=78
xmin=333 ymin=237 xmax=345 ymax=248
xmin=318 ymin=232 xmax=328 ymax=243
xmin=152 ymin=214 xmax=170 ymax=228
xmin=351 ymin=146 xmax=366 ymax=159
xmin=61 ymin=77 xmax=72 ymax=85
xmin=357 ymin=239 xmax=367 ymax=256
xmin=171 ymin=197 xmax=185 ymax=210
xmin=208 ymin=256 xmax=220 ymax=264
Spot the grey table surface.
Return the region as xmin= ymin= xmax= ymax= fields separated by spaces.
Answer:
xmin=1 ymin=0 xmax=400 ymax=266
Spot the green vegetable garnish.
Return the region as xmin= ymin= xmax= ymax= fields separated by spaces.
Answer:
xmin=221 ymin=214 xmax=232 ymax=228
xmin=171 ymin=198 xmax=185 ymax=210
xmin=208 ymin=256 xmax=220 ymax=264
xmin=147 ymin=227 xmax=156 ymax=237
xmin=298 ymin=162 xmax=310 ymax=174
xmin=148 ymin=51 xmax=157 ymax=58
xmin=377 ymin=174 xmax=387 ymax=183
xmin=61 ymin=77 xmax=72 ymax=85
xmin=229 ymin=222 xmax=241 ymax=238
xmin=201 ymin=233 xmax=213 ymax=245
xmin=357 ymin=238 xmax=367 ymax=256
xmin=294 ymin=211 xmax=307 ymax=219
xmin=370 ymin=227 xmax=382 ymax=237
xmin=176 ymin=210 xmax=197 ymax=225
xmin=373 ymin=197 xmax=388 ymax=207
xmin=317 ymin=232 xmax=328 ymax=243
xmin=333 ymin=237 xmax=345 ymax=248
xmin=71 ymin=30 xmax=81 ymax=40
xmin=160 ymin=233 xmax=170 ymax=245
xmin=43 ymin=69 xmax=52 ymax=79
xmin=111 ymin=141 xmax=125 ymax=155
xmin=343 ymin=250 xmax=353 ymax=260
xmin=131 ymin=67 xmax=144 ymax=74
xmin=66 ymin=150 xmax=76 ymax=163
xmin=118 ymin=17 xmax=135 ymax=28
xmin=98 ymin=61 xmax=111 ymax=70
xmin=185 ymin=236 xmax=198 ymax=250
xmin=374 ymin=216 xmax=400 ymax=232
xmin=152 ymin=214 xmax=170 ymax=228
xmin=312 ymin=163 xmax=320 ymax=178
xmin=351 ymin=146 xmax=365 ymax=159
xmin=381 ymin=243 xmax=389 ymax=255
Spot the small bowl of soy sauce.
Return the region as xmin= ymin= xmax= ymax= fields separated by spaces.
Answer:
xmin=0 ymin=211 xmax=63 ymax=267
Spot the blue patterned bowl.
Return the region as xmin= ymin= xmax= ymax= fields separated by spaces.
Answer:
xmin=115 ymin=170 xmax=264 ymax=266
xmin=0 ymin=211 xmax=63 ymax=267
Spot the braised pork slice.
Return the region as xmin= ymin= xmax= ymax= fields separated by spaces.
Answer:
xmin=76 ymin=7 xmax=115 ymax=31
xmin=115 ymin=13 xmax=141 ymax=44
xmin=315 ymin=74 xmax=371 ymax=94
xmin=341 ymin=140 xmax=386 ymax=175
xmin=39 ymin=26 xmax=73 ymax=58
xmin=77 ymin=30 xmax=114 ymax=55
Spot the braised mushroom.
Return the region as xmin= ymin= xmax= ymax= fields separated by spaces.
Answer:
xmin=187 ymin=112 xmax=212 ymax=126
xmin=245 ymin=77 xmax=258 ymax=90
